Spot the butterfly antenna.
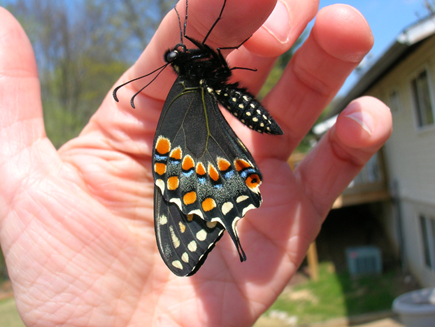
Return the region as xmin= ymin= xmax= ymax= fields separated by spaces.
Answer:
xmin=129 ymin=64 xmax=168 ymax=108
xmin=112 ymin=63 xmax=168 ymax=103
xmin=182 ymin=0 xmax=188 ymax=38
xmin=174 ymin=4 xmax=183 ymax=43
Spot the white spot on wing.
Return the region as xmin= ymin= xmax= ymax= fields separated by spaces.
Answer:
xmin=242 ymin=204 xmax=256 ymax=216
xmin=188 ymin=240 xmax=197 ymax=252
xmin=196 ymin=229 xmax=207 ymax=241
xmin=172 ymin=260 xmax=183 ymax=270
xmin=187 ymin=209 xmax=204 ymax=219
xmin=169 ymin=225 xmax=180 ymax=248
xmin=159 ymin=215 xmax=168 ymax=225
xmin=231 ymin=217 xmax=242 ymax=238
xmin=181 ymin=252 xmax=189 ymax=263
xmin=222 ymin=202 xmax=234 ymax=215
xmin=169 ymin=198 xmax=182 ymax=211
xmin=236 ymin=195 xmax=249 ymax=203
xmin=156 ymin=179 xmax=165 ymax=193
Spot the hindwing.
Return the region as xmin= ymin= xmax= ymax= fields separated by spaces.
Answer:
xmin=152 ymin=77 xmax=263 ymax=275
xmin=154 ymin=186 xmax=225 ymax=276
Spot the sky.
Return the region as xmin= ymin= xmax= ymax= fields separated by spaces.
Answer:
xmin=316 ymin=0 xmax=431 ymax=95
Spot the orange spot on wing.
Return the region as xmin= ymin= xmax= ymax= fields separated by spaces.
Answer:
xmin=182 ymin=155 xmax=195 ymax=171
xmin=170 ymin=147 xmax=182 ymax=160
xmin=202 ymin=198 xmax=216 ymax=212
xmin=208 ymin=163 xmax=219 ymax=182
xmin=156 ymin=137 xmax=170 ymax=155
xmin=217 ymin=158 xmax=231 ymax=171
xmin=196 ymin=162 xmax=206 ymax=176
xmin=183 ymin=191 xmax=197 ymax=205
xmin=154 ymin=163 xmax=167 ymax=175
xmin=246 ymin=174 xmax=261 ymax=189
xmin=234 ymin=159 xmax=252 ymax=172
xmin=167 ymin=176 xmax=179 ymax=190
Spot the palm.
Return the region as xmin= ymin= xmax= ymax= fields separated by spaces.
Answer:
xmin=0 ymin=1 xmax=392 ymax=326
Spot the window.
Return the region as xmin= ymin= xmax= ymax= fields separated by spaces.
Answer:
xmin=388 ymin=89 xmax=401 ymax=114
xmin=411 ymin=70 xmax=434 ymax=128
xmin=419 ymin=214 xmax=435 ymax=271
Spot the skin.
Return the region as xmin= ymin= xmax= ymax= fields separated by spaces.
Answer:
xmin=0 ymin=0 xmax=392 ymax=326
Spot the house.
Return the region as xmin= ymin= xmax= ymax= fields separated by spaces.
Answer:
xmin=317 ymin=14 xmax=435 ymax=287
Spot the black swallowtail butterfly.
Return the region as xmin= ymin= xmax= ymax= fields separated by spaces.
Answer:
xmin=113 ymin=0 xmax=283 ymax=276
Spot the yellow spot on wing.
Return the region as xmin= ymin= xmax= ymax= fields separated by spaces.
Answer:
xmin=179 ymin=222 xmax=186 ymax=233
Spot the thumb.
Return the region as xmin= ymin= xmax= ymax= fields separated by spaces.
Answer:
xmin=0 ymin=8 xmax=54 ymax=224
xmin=0 ymin=7 xmax=45 ymax=156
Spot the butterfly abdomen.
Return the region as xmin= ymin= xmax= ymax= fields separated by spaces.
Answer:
xmin=211 ymin=84 xmax=283 ymax=135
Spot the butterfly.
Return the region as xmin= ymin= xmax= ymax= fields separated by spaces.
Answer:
xmin=113 ymin=0 xmax=283 ymax=276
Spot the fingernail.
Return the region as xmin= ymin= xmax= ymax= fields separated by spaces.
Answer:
xmin=263 ymin=0 xmax=290 ymax=44
xmin=345 ymin=110 xmax=374 ymax=135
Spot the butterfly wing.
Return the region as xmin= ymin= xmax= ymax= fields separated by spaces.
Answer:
xmin=152 ymin=76 xmax=263 ymax=275
xmin=154 ymin=186 xmax=225 ymax=276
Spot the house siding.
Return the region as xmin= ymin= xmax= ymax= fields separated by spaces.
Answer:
xmin=365 ymin=35 xmax=435 ymax=287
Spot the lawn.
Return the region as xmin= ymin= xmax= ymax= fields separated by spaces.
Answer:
xmin=0 ymin=298 xmax=25 ymax=327
xmin=257 ymin=261 xmax=419 ymax=326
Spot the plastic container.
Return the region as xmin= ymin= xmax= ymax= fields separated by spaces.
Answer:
xmin=393 ymin=288 xmax=435 ymax=327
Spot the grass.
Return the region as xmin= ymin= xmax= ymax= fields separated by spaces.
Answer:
xmin=261 ymin=261 xmax=416 ymax=326
xmin=0 ymin=298 xmax=25 ymax=327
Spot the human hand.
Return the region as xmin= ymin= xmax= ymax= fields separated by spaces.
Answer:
xmin=0 ymin=0 xmax=391 ymax=326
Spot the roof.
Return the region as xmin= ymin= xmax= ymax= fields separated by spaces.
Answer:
xmin=329 ymin=14 xmax=435 ymax=118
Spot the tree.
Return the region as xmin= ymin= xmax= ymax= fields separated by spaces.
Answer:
xmin=422 ymin=0 xmax=435 ymax=15
xmin=3 ymin=0 xmax=176 ymax=147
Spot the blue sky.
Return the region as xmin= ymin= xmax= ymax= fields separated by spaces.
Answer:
xmin=316 ymin=0 xmax=430 ymax=95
